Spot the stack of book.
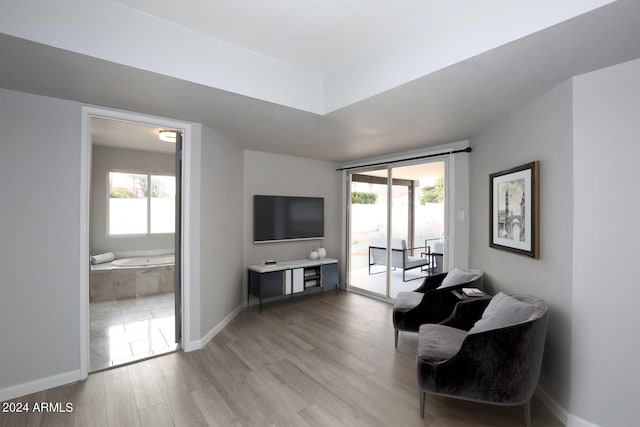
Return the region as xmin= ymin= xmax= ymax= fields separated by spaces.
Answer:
xmin=462 ymin=287 xmax=484 ymax=297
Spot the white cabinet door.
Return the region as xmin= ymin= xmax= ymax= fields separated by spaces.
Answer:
xmin=284 ymin=268 xmax=304 ymax=294
xmin=284 ymin=269 xmax=292 ymax=295
xmin=292 ymin=268 xmax=304 ymax=293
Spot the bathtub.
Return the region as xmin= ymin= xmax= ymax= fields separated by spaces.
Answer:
xmin=112 ymin=254 xmax=175 ymax=268
xmin=90 ymin=252 xmax=175 ymax=301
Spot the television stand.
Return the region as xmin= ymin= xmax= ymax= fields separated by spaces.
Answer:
xmin=247 ymin=258 xmax=339 ymax=312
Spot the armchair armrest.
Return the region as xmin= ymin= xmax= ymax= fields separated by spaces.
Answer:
xmin=393 ymin=286 xmax=461 ymax=331
xmin=440 ymin=297 xmax=492 ymax=331
xmin=413 ymin=272 xmax=447 ymax=292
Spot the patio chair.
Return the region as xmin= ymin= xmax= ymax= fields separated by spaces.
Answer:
xmin=369 ymin=239 xmax=431 ymax=281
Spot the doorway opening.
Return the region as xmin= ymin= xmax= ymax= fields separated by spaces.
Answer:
xmin=347 ymin=160 xmax=447 ymax=299
xmin=87 ymin=116 xmax=183 ymax=372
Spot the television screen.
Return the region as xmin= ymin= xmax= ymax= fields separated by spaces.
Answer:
xmin=253 ymin=195 xmax=324 ymax=243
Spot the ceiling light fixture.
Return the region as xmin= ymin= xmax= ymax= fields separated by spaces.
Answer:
xmin=158 ymin=130 xmax=177 ymax=143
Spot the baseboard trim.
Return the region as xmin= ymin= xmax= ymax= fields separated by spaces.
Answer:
xmin=185 ymin=303 xmax=244 ymax=351
xmin=567 ymin=414 xmax=602 ymax=427
xmin=535 ymin=385 xmax=569 ymax=425
xmin=535 ymin=386 xmax=602 ymax=427
xmin=0 ymin=370 xmax=82 ymax=403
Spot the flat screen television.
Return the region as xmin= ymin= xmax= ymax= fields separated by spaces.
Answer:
xmin=253 ymin=195 xmax=324 ymax=243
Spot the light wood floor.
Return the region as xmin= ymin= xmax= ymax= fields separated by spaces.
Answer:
xmin=1 ymin=292 xmax=563 ymax=427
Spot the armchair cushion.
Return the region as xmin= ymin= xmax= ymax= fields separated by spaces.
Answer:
xmin=437 ymin=267 xmax=482 ymax=289
xmin=417 ymin=324 xmax=466 ymax=363
xmin=405 ymin=255 xmax=429 ymax=270
xmin=394 ymin=291 xmax=424 ymax=312
xmin=468 ymin=292 xmax=538 ymax=334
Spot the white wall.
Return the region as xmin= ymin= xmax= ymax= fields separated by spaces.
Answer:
xmin=90 ymin=145 xmax=175 ymax=254
xmin=0 ymin=88 xmax=243 ymax=400
xmin=199 ymin=126 xmax=244 ymax=335
xmin=447 ymin=145 xmax=470 ymax=269
xmin=469 ymin=81 xmax=574 ymax=412
xmin=0 ymin=88 xmax=82 ymax=392
xmin=570 ymin=58 xmax=640 ymax=427
xmin=184 ymin=123 xmax=202 ymax=350
xmin=243 ymin=150 xmax=342 ymax=301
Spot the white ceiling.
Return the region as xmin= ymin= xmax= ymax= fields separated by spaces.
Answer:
xmin=91 ymin=117 xmax=178 ymax=154
xmin=1 ymin=0 xmax=640 ymax=162
xmin=112 ymin=0 xmax=390 ymax=72
xmin=112 ymin=0 xmax=455 ymax=74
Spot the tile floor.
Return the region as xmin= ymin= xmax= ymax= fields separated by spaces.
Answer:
xmin=90 ymin=292 xmax=178 ymax=371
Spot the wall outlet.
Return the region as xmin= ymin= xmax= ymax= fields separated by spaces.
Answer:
xmin=456 ymin=211 xmax=465 ymax=222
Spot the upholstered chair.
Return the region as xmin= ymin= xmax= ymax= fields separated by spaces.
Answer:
xmin=369 ymin=239 xmax=432 ymax=281
xmin=392 ymin=268 xmax=484 ymax=347
xmin=416 ymin=294 xmax=549 ymax=427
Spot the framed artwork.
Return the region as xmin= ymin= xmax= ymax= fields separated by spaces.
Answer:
xmin=489 ymin=161 xmax=539 ymax=258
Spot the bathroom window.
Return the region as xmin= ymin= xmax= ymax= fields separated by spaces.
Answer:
xmin=150 ymin=175 xmax=176 ymax=234
xmin=108 ymin=172 xmax=175 ymax=235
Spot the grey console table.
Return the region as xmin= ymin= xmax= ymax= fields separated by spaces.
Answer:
xmin=247 ymin=258 xmax=339 ymax=312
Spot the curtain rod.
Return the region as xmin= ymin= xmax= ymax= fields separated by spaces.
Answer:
xmin=336 ymin=147 xmax=472 ymax=172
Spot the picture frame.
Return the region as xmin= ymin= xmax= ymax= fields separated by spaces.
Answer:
xmin=489 ymin=161 xmax=539 ymax=258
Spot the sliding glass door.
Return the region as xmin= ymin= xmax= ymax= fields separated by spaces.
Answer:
xmin=348 ymin=170 xmax=389 ymax=297
xmin=388 ymin=162 xmax=446 ymax=297
xmin=347 ymin=160 xmax=447 ymax=299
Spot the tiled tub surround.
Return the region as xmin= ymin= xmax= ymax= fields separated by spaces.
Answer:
xmin=90 ymin=251 xmax=175 ymax=301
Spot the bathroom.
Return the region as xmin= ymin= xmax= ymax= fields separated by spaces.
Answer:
xmin=89 ymin=117 xmax=180 ymax=371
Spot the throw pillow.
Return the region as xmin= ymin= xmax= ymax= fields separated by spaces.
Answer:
xmin=469 ymin=292 xmax=537 ymax=334
xmin=437 ymin=267 xmax=480 ymax=289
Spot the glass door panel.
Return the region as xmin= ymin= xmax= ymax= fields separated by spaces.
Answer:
xmin=348 ymin=171 xmax=388 ymax=296
xmin=417 ymin=163 xmax=446 ymax=275
xmin=389 ymin=162 xmax=446 ymax=298
xmin=347 ymin=160 xmax=447 ymax=299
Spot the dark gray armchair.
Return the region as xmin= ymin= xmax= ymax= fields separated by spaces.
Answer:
xmin=392 ymin=268 xmax=484 ymax=347
xmin=416 ymin=294 xmax=549 ymax=427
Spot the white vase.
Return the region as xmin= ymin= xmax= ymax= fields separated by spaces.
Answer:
xmin=310 ymin=250 xmax=319 ymax=260
xmin=317 ymin=247 xmax=326 ymax=259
